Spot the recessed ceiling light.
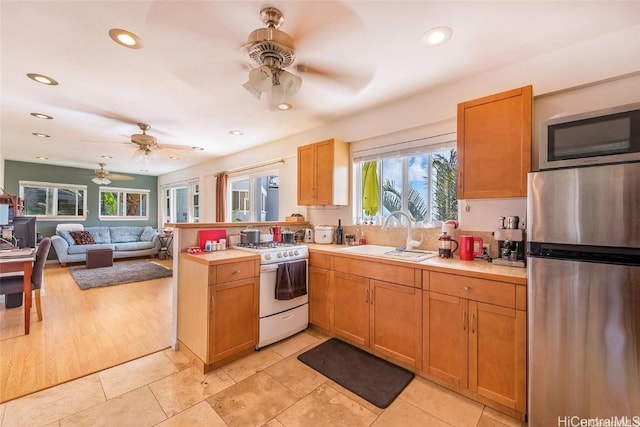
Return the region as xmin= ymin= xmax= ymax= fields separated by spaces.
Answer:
xmin=36 ymin=156 xmax=48 ymax=160
xmin=108 ymin=28 xmax=143 ymax=49
xmin=30 ymin=112 xmax=53 ymax=120
xmin=32 ymin=132 xmax=50 ymax=138
xmin=139 ymin=169 xmax=149 ymax=173
xmin=277 ymin=103 xmax=292 ymax=111
xmin=26 ymin=73 xmax=59 ymax=85
xmin=229 ymin=130 xmax=244 ymax=136
xmin=169 ymin=156 xmax=180 ymax=160
xmin=101 ymin=155 xmax=112 ymax=159
xmin=191 ymin=146 xmax=204 ymax=151
xmin=420 ymin=26 xmax=453 ymax=47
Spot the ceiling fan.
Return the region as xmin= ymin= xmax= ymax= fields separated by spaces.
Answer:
xmin=88 ymin=163 xmax=134 ymax=185
xmin=241 ymin=7 xmax=372 ymax=109
xmin=129 ymin=122 xmax=193 ymax=162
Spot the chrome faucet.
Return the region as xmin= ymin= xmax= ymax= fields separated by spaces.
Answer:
xmin=381 ymin=210 xmax=422 ymax=251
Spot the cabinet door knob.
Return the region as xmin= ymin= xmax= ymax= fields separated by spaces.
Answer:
xmin=471 ymin=313 xmax=476 ymax=334
xmin=464 ymin=286 xmax=471 ymax=291
xmin=233 ymin=269 xmax=240 ymax=274
xmin=462 ymin=311 xmax=467 ymax=331
xmin=365 ymin=288 xmax=369 ymax=303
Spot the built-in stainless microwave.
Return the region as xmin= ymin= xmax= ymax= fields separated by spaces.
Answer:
xmin=539 ymin=102 xmax=640 ymax=170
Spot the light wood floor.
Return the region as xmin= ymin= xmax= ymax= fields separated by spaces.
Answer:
xmin=0 ymin=258 xmax=173 ymax=403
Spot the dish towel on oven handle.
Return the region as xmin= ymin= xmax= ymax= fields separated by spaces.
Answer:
xmin=275 ymin=260 xmax=307 ymax=300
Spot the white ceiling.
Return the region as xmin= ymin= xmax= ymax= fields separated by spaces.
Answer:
xmin=1 ymin=1 xmax=639 ymax=178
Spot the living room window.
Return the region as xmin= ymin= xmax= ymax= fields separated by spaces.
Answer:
xmin=99 ymin=187 xmax=149 ymax=220
xmin=353 ymin=133 xmax=458 ymax=225
xmin=19 ymin=181 xmax=87 ymax=220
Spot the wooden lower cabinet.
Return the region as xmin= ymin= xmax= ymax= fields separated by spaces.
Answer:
xmin=208 ymin=278 xmax=258 ymax=363
xmin=424 ymin=291 xmax=468 ymax=388
xmin=333 ymin=272 xmax=370 ymax=346
xmin=309 ymin=266 xmax=331 ymax=332
xmin=469 ymin=301 xmax=527 ymax=412
xmin=371 ymin=279 xmax=421 ymax=368
xmin=333 ymin=271 xmax=421 ymax=368
xmin=423 ymin=272 xmax=527 ymax=414
xmin=310 ymin=250 xmax=526 ymax=418
xmin=178 ymin=254 xmax=259 ymax=372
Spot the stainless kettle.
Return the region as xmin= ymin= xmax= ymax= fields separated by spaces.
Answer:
xmin=304 ymin=228 xmax=314 ymax=243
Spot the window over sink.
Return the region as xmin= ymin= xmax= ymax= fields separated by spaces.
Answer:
xmin=353 ymin=133 xmax=458 ymax=225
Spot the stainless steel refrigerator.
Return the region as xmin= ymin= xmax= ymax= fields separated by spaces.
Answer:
xmin=527 ymin=162 xmax=640 ymax=426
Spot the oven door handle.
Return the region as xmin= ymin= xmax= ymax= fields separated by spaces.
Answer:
xmin=260 ymin=264 xmax=279 ymax=273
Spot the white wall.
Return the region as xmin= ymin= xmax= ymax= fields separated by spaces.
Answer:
xmin=159 ymin=24 xmax=640 ymax=231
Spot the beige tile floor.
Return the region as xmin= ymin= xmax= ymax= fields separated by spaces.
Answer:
xmin=0 ymin=330 xmax=526 ymax=427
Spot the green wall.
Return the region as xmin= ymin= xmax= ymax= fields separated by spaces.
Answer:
xmin=4 ymin=160 xmax=158 ymax=238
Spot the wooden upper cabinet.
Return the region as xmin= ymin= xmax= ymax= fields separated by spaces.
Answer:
xmin=297 ymin=138 xmax=349 ymax=206
xmin=457 ymin=85 xmax=532 ymax=199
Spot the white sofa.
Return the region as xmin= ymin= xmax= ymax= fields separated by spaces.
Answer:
xmin=50 ymin=224 xmax=161 ymax=266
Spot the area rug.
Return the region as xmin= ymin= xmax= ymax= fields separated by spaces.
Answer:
xmin=70 ymin=261 xmax=173 ymax=290
xmin=297 ymin=338 xmax=415 ymax=408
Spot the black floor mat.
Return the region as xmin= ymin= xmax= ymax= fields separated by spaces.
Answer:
xmin=297 ymin=338 xmax=415 ymax=408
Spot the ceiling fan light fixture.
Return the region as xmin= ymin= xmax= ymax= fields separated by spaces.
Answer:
xmin=134 ymin=147 xmax=155 ymax=162
xmin=92 ymin=177 xmax=111 ymax=185
xmin=277 ymin=103 xmax=292 ymax=111
xmin=243 ymin=80 xmax=263 ymax=100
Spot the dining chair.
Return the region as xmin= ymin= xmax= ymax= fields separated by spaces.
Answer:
xmin=0 ymin=237 xmax=51 ymax=320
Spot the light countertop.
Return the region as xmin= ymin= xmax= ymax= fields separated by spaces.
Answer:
xmin=306 ymin=243 xmax=527 ymax=284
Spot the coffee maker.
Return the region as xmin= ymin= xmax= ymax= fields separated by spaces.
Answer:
xmin=492 ymin=216 xmax=525 ymax=267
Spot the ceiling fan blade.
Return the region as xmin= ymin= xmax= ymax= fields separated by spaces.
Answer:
xmin=295 ymin=63 xmax=374 ymax=93
xmin=283 ymin=2 xmax=366 ymax=50
xmin=146 ymin=1 xmax=248 ymax=46
xmin=106 ymin=173 xmax=135 ymax=181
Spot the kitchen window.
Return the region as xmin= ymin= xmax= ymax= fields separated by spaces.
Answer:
xmin=19 ymin=181 xmax=87 ymax=220
xmin=353 ymin=133 xmax=458 ymax=225
xmin=99 ymin=187 xmax=149 ymax=220
xmin=228 ymin=172 xmax=279 ymax=222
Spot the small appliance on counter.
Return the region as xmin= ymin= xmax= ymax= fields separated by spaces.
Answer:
xmin=438 ymin=232 xmax=458 ymax=258
xmin=303 ymin=228 xmax=314 ymax=243
xmin=459 ymin=235 xmax=483 ymax=260
xmin=492 ymin=215 xmax=525 ymax=267
xmin=314 ymin=225 xmax=334 ymax=244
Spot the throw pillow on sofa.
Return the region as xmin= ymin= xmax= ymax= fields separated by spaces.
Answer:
xmin=58 ymin=230 xmax=77 ymax=246
xmin=140 ymin=226 xmax=156 ymax=241
xmin=69 ymin=230 xmax=96 ymax=245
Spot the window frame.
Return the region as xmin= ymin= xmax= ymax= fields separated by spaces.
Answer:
xmin=353 ymin=133 xmax=457 ymax=225
xmin=98 ymin=186 xmax=150 ymax=221
xmin=161 ymin=179 xmax=200 ymax=224
xmin=227 ymin=170 xmax=278 ymax=223
xmin=19 ymin=180 xmax=87 ymax=221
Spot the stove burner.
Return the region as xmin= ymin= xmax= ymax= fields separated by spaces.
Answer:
xmin=235 ymin=242 xmax=298 ymax=249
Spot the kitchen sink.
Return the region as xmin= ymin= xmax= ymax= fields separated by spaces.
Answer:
xmin=336 ymin=245 xmax=438 ymax=262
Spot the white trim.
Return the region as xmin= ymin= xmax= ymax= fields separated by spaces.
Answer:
xmin=352 ymin=132 xmax=456 ymax=162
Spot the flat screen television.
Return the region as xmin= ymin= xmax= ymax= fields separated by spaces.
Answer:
xmin=12 ymin=216 xmax=37 ymax=248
